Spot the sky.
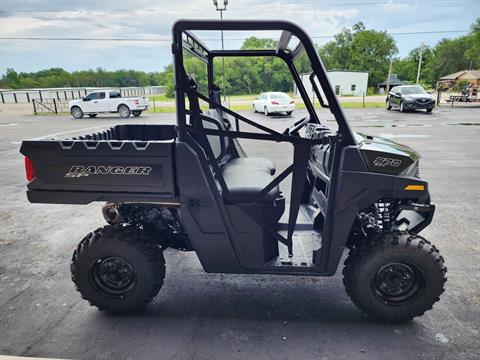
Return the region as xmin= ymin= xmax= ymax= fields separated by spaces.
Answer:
xmin=0 ymin=0 xmax=479 ymax=74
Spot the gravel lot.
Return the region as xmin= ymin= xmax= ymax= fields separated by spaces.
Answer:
xmin=0 ymin=106 xmax=479 ymax=360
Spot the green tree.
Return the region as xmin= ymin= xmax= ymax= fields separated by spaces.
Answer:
xmin=318 ymin=22 xmax=397 ymax=86
xmin=464 ymin=17 xmax=480 ymax=68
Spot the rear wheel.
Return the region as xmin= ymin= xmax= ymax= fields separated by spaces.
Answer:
xmin=118 ymin=105 xmax=131 ymax=118
xmin=71 ymin=106 xmax=83 ymax=119
xmin=88 ymin=114 xmax=98 ymax=118
xmin=343 ymin=231 xmax=446 ymax=323
xmin=71 ymin=225 xmax=166 ymax=313
xmin=264 ymin=106 xmax=269 ymax=116
xmin=132 ymin=110 xmax=142 ymax=117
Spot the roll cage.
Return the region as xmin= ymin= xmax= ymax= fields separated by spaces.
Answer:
xmin=172 ymin=19 xmax=356 ymax=261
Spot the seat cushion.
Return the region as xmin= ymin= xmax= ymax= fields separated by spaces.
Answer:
xmin=222 ymin=165 xmax=280 ymax=203
xmin=224 ymin=157 xmax=276 ymax=175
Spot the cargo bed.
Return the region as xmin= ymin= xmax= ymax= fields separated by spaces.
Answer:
xmin=20 ymin=124 xmax=178 ymax=204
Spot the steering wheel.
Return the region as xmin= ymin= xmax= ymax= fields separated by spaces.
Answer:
xmin=283 ymin=117 xmax=310 ymax=136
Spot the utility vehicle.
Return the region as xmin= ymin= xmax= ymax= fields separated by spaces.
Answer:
xmin=69 ymin=90 xmax=148 ymax=119
xmin=20 ymin=20 xmax=446 ymax=323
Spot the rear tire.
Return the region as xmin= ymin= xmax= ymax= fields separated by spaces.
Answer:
xmin=88 ymin=114 xmax=98 ymax=118
xmin=118 ymin=105 xmax=131 ymax=118
xmin=71 ymin=106 xmax=84 ymax=119
xmin=343 ymin=232 xmax=446 ymax=323
xmin=71 ymin=225 xmax=166 ymax=313
xmin=132 ymin=110 xmax=142 ymax=117
xmin=264 ymin=106 xmax=269 ymax=116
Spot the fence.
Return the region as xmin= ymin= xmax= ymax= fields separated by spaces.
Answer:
xmin=0 ymin=86 xmax=166 ymax=104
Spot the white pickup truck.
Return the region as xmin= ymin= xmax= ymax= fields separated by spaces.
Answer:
xmin=69 ymin=90 xmax=149 ymax=118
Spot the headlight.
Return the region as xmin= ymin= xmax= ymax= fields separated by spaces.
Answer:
xmin=404 ymin=96 xmax=414 ymax=101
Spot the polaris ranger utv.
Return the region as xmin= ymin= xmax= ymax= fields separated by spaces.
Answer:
xmin=20 ymin=20 xmax=446 ymax=322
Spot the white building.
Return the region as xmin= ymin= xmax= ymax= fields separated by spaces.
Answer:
xmin=296 ymin=70 xmax=369 ymax=98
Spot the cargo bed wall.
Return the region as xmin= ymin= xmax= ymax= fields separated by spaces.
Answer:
xmin=20 ymin=125 xmax=178 ymax=205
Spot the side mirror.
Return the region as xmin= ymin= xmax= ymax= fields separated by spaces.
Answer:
xmin=83 ymin=97 xmax=90 ymax=102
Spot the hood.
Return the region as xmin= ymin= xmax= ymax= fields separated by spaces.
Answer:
xmin=355 ymin=132 xmax=420 ymax=175
xmin=403 ymin=93 xmax=434 ymax=100
xmin=69 ymin=99 xmax=82 ymax=106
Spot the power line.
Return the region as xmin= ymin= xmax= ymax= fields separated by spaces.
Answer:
xmin=0 ymin=30 xmax=470 ymax=42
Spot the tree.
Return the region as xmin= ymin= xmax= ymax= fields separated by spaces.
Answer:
xmin=464 ymin=17 xmax=480 ymax=68
xmin=318 ymin=22 xmax=397 ymax=86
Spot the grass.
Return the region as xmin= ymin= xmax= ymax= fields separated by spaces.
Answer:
xmin=146 ymin=101 xmax=385 ymax=113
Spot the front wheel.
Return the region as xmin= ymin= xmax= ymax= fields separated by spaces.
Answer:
xmin=286 ymin=111 xmax=293 ymax=116
xmin=426 ymin=108 xmax=433 ymax=113
xmin=118 ymin=105 xmax=131 ymax=118
xmin=71 ymin=106 xmax=84 ymax=119
xmin=400 ymin=101 xmax=406 ymax=113
xmin=264 ymin=106 xmax=269 ymax=116
xmin=386 ymin=100 xmax=392 ymax=110
xmin=71 ymin=225 xmax=166 ymax=313
xmin=343 ymin=232 xmax=446 ymax=323
xmin=252 ymin=104 xmax=257 ymax=113
xmin=132 ymin=110 xmax=142 ymax=117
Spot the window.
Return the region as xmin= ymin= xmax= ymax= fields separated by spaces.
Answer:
xmin=335 ymin=85 xmax=340 ymax=95
xmin=269 ymin=93 xmax=290 ymax=99
xmin=84 ymin=92 xmax=105 ymax=100
xmin=351 ymin=84 xmax=356 ymax=91
xmin=109 ymin=91 xmax=121 ymax=98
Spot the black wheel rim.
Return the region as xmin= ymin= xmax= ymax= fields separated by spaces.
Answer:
xmin=373 ymin=262 xmax=422 ymax=303
xmin=90 ymin=256 xmax=136 ymax=297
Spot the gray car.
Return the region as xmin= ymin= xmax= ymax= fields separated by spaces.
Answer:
xmin=386 ymin=85 xmax=435 ymax=113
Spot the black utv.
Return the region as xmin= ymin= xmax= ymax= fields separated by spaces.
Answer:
xmin=20 ymin=20 xmax=446 ymax=323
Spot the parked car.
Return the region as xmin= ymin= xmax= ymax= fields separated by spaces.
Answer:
xmin=252 ymin=92 xmax=295 ymax=115
xmin=69 ymin=90 xmax=149 ymax=119
xmin=386 ymin=85 xmax=435 ymax=113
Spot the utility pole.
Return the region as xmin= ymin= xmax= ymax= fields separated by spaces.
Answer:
xmin=213 ymin=0 xmax=228 ymax=104
xmin=386 ymin=57 xmax=393 ymax=93
xmin=416 ymin=43 xmax=424 ymax=85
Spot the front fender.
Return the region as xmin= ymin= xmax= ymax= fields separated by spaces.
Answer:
xmin=322 ymin=170 xmax=431 ymax=275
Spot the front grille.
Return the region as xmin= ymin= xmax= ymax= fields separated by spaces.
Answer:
xmin=415 ymin=98 xmax=431 ymax=104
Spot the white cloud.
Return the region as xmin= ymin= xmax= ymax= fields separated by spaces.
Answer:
xmin=0 ymin=0 xmax=477 ymax=73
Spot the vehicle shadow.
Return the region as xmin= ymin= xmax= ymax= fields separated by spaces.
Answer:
xmin=93 ymin=275 xmax=414 ymax=326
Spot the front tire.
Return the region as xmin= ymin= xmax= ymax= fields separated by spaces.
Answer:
xmin=71 ymin=106 xmax=84 ymax=119
xmin=400 ymin=101 xmax=406 ymax=113
xmin=286 ymin=111 xmax=293 ymax=116
xmin=264 ymin=106 xmax=269 ymax=116
xmin=71 ymin=225 xmax=166 ymax=313
xmin=252 ymin=104 xmax=257 ymax=113
xmin=386 ymin=100 xmax=392 ymax=110
xmin=118 ymin=105 xmax=131 ymax=118
xmin=343 ymin=232 xmax=446 ymax=323
xmin=426 ymin=108 xmax=433 ymax=113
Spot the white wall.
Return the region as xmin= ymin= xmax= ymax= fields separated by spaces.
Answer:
xmin=297 ymin=71 xmax=369 ymax=98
